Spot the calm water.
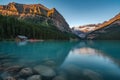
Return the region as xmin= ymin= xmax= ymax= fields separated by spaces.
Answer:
xmin=0 ymin=41 xmax=120 ymax=80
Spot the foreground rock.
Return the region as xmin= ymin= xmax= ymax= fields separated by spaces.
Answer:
xmin=42 ymin=59 xmax=56 ymax=69
xmin=33 ymin=65 xmax=56 ymax=78
xmin=19 ymin=68 xmax=33 ymax=77
xmin=5 ymin=65 xmax=23 ymax=72
xmin=83 ymin=69 xmax=103 ymax=80
xmin=53 ymin=75 xmax=67 ymax=80
xmin=18 ymin=78 xmax=25 ymax=80
xmin=3 ymin=76 xmax=16 ymax=80
xmin=1 ymin=72 xmax=10 ymax=78
xmin=27 ymin=75 xmax=41 ymax=80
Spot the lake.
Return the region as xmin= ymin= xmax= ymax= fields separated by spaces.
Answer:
xmin=0 ymin=41 xmax=120 ymax=80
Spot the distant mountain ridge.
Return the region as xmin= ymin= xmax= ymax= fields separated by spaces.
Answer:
xmin=86 ymin=13 xmax=120 ymax=40
xmin=93 ymin=13 xmax=120 ymax=31
xmin=72 ymin=13 xmax=120 ymax=40
xmin=0 ymin=2 xmax=71 ymax=32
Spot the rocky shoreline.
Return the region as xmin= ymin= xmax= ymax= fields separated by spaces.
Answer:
xmin=0 ymin=54 xmax=67 ymax=80
xmin=0 ymin=53 xmax=104 ymax=80
xmin=0 ymin=65 xmax=66 ymax=80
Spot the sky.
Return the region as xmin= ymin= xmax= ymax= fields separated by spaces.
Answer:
xmin=0 ymin=0 xmax=120 ymax=27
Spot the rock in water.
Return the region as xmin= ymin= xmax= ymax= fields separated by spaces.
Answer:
xmin=18 ymin=78 xmax=25 ymax=80
xmin=1 ymin=72 xmax=16 ymax=80
xmin=1 ymin=72 xmax=11 ymax=80
xmin=4 ymin=76 xmax=16 ymax=80
xmin=83 ymin=69 xmax=103 ymax=80
xmin=19 ymin=68 xmax=33 ymax=77
xmin=42 ymin=59 xmax=56 ymax=69
xmin=33 ymin=65 xmax=56 ymax=77
xmin=6 ymin=65 xmax=23 ymax=72
xmin=27 ymin=75 xmax=41 ymax=80
xmin=53 ymin=75 xmax=67 ymax=80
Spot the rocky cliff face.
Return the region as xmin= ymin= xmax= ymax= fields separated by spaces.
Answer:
xmin=47 ymin=8 xmax=70 ymax=32
xmin=0 ymin=2 xmax=71 ymax=32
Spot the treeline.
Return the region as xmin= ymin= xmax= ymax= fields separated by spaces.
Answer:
xmin=0 ymin=15 xmax=78 ymax=40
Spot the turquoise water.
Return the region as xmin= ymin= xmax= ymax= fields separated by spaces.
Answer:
xmin=0 ymin=41 xmax=120 ymax=80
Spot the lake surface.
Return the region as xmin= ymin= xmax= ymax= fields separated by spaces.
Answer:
xmin=0 ymin=41 xmax=120 ymax=80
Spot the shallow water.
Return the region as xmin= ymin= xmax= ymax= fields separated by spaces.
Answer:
xmin=0 ymin=41 xmax=120 ymax=80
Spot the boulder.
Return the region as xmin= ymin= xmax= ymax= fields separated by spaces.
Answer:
xmin=33 ymin=65 xmax=56 ymax=77
xmin=3 ymin=76 xmax=16 ymax=80
xmin=42 ymin=59 xmax=56 ymax=69
xmin=19 ymin=68 xmax=33 ymax=77
xmin=83 ymin=69 xmax=103 ymax=80
xmin=1 ymin=72 xmax=11 ymax=80
xmin=5 ymin=65 xmax=23 ymax=72
xmin=27 ymin=75 xmax=41 ymax=80
xmin=18 ymin=78 xmax=25 ymax=80
xmin=53 ymin=75 xmax=67 ymax=80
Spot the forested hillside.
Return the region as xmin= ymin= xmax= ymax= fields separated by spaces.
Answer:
xmin=0 ymin=15 xmax=78 ymax=40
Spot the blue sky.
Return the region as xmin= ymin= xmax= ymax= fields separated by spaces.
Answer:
xmin=0 ymin=0 xmax=120 ymax=27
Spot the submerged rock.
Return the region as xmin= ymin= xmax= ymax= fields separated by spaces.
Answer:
xmin=33 ymin=65 xmax=56 ymax=77
xmin=18 ymin=78 xmax=25 ymax=80
xmin=18 ymin=79 xmax=25 ymax=80
xmin=5 ymin=65 xmax=23 ymax=72
xmin=1 ymin=72 xmax=11 ymax=80
xmin=83 ymin=69 xmax=103 ymax=80
xmin=53 ymin=75 xmax=67 ymax=80
xmin=1 ymin=62 xmax=12 ymax=67
xmin=27 ymin=75 xmax=41 ymax=80
xmin=3 ymin=76 xmax=16 ymax=80
xmin=57 ymin=70 xmax=67 ymax=77
xmin=19 ymin=68 xmax=33 ymax=77
xmin=42 ymin=59 xmax=56 ymax=69
xmin=63 ymin=64 xmax=82 ymax=76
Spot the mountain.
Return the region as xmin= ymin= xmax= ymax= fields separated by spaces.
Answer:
xmin=71 ymin=24 xmax=97 ymax=39
xmin=72 ymin=13 xmax=120 ymax=40
xmin=0 ymin=2 xmax=78 ymax=40
xmin=86 ymin=13 xmax=120 ymax=40
xmin=72 ymin=24 xmax=97 ymax=33
xmin=0 ymin=2 xmax=71 ymax=32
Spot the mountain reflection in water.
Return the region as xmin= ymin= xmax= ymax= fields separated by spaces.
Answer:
xmin=60 ymin=41 xmax=120 ymax=80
